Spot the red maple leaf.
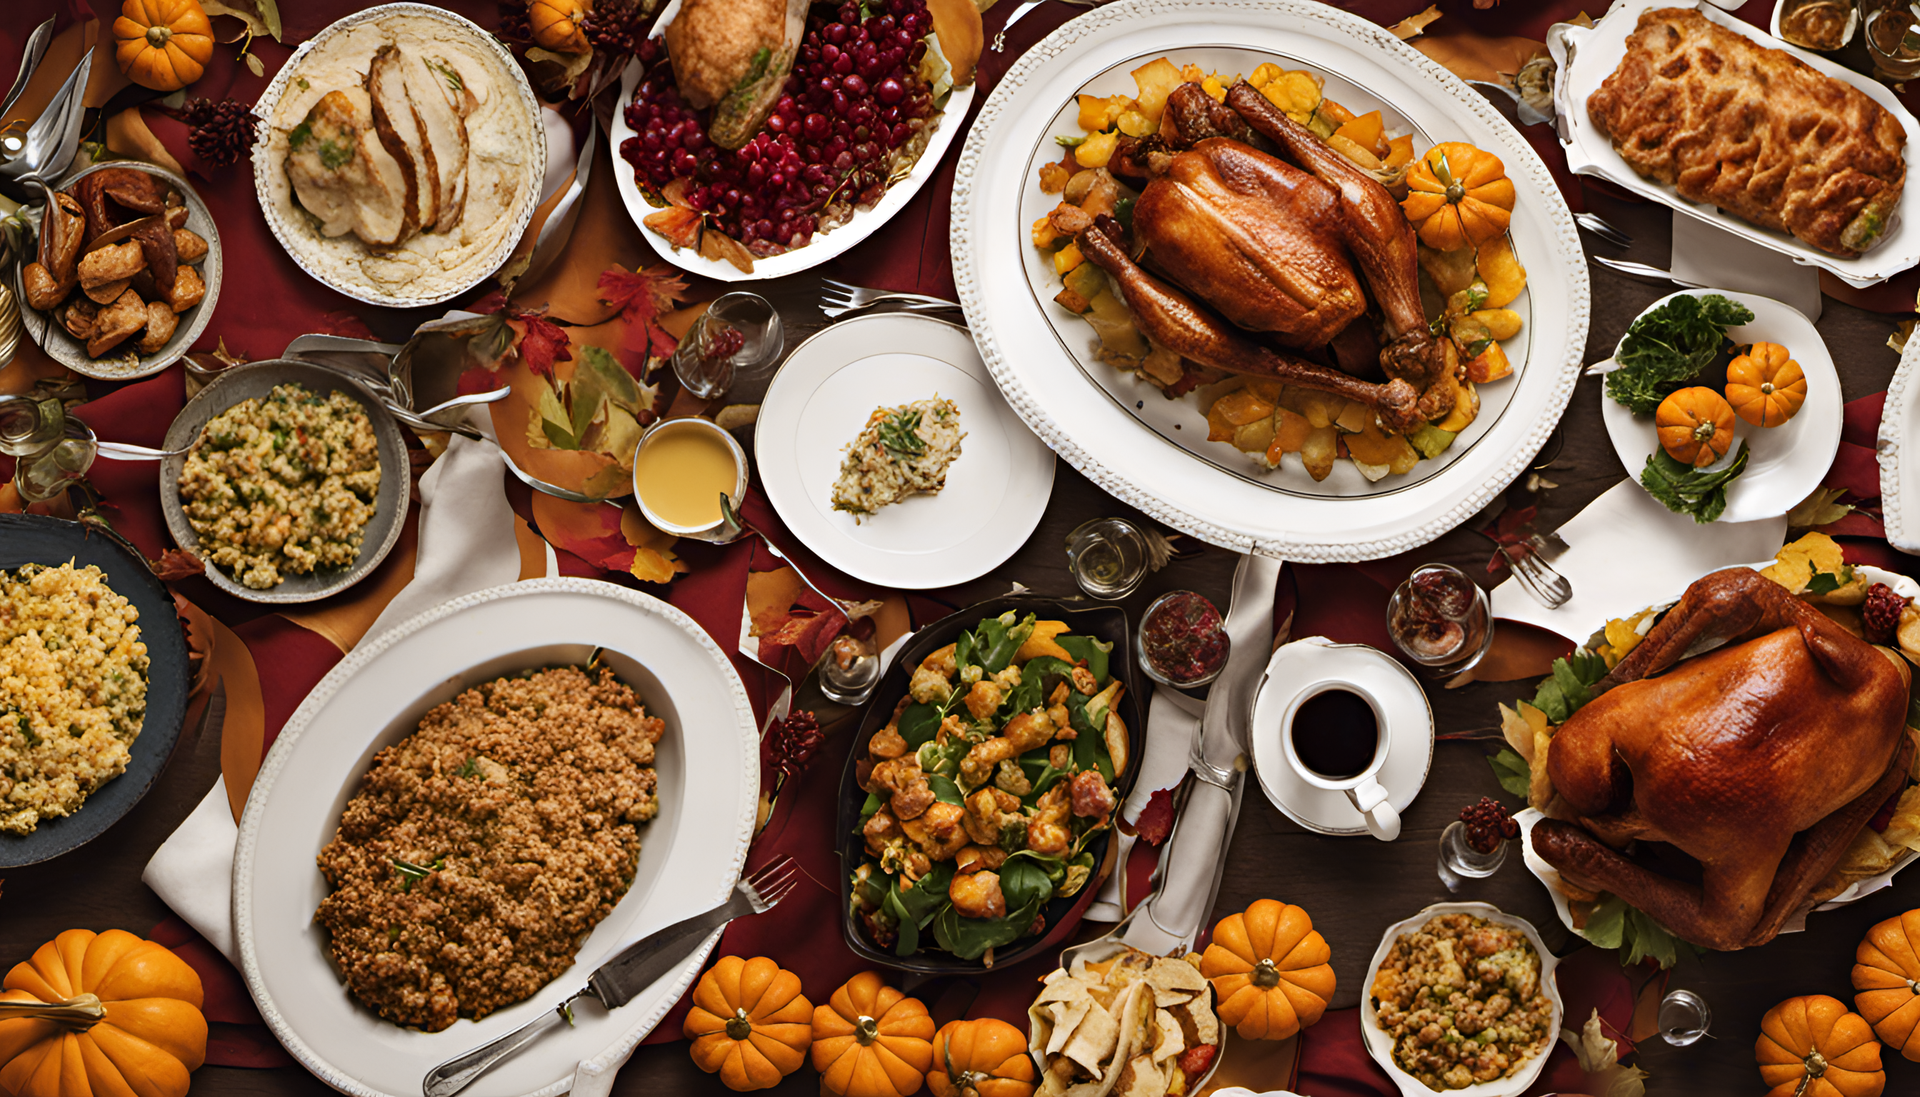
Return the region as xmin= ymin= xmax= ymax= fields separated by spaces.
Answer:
xmin=1476 ymin=504 xmax=1537 ymax=575
xmin=510 ymin=314 xmax=573 ymax=379
xmin=599 ymin=263 xmax=691 ymax=374
xmin=1131 ymin=786 xmax=1178 ymax=846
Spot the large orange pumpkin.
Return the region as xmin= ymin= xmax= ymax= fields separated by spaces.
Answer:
xmin=1655 ymin=387 xmax=1737 ymax=468
xmin=1757 ymin=994 xmax=1884 ymax=1097
xmin=0 ymin=929 xmax=207 ymax=1097
xmin=683 ymin=956 xmax=812 ymax=1092
xmin=113 ymin=0 xmax=214 ymax=92
xmin=811 ymin=971 xmax=934 ymax=1097
xmin=1725 ymin=342 xmax=1807 ymax=428
xmin=1401 ymin=142 xmax=1516 ymax=251
xmin=1854 ymin=909 xmax=1920 ymax=1062
xmin=1199 ymin=899 xmax=1335 ymax=1041
xmin=927 ymin=1018 xmax=1035 ymax=1097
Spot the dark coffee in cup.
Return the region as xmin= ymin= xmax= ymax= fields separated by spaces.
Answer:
xmin=1289 ymin=688 xmax=1378 ymax=779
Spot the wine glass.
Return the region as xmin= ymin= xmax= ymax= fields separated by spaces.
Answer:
xmin=671 ymin=293 xmax=785 ymax=400
xmin=1065 ymin=517 xmax=1148 ymax=600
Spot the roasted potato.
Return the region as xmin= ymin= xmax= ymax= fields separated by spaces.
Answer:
xmin=87 ymin=288 xmax=147 ymax=357
xmin=137 ymin=300 xmax=178 ymax=355
xmin=167 ymin=266 xmax=206 ymax=313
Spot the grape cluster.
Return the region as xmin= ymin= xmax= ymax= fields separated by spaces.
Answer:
xmin=1863 ymin=582 xmax=1912 ymax=646
xmin=1459 ymin=796 xmax=1518 ymax=855
xmin=621 ymin=0 xmax=937 ymax=256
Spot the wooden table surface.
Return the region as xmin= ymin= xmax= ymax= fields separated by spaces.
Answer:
xmin=6 ymin=191 xmax=1913 ymax=1097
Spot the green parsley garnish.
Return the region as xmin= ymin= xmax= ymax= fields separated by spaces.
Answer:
xmin=391 ymin=855 xmax=445 ymax=891
xmin=878 ymin=409 xmax=926 ymax=459
xmin=287 ymin=120 xmax=312 ymax=148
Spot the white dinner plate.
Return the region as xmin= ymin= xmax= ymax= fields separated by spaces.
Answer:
xmin=1881 ymin=334 xmax=1920 ymax=554
xmin=952 ymin=0 xmax=1588 ymax=561
xmin=1361 ymin=902 xmax=1562 ymax=1097
xmin=234 ymin=579 xmax=758 ymax=1097
xmin=755 ymin=312 xmax=1055 ymax=589
xmin=1550 ymin=0 xmax=1919 ymax=288
xmin=1247 ymin=638 xmax=1433 ymax=836
xmin=607 ymin=0 xmax=976 ymax=283
xmin=1599 ymin=289 xmax=1842 ymax=524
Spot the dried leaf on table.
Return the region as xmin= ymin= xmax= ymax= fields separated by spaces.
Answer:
xmin=532 ymin=492 xmax=683 ymax=582
xmin=104 ymin=109 xmax=185 ymax=177
xmin=1412 ymin=34 xmax=1549 ymax=87
xmin=1788 ymin=486 xmax=1855 ymax=530
xmin=1559 ymin=1008 xmax=1649 ymax=1097
xmin=525 ymin=46 xmax=594 ymax=94
xmin=1890 ymin=318 xmax=1917 ymax=355
xmin=619 ymin=503 xmax=684 ymax=583
xmin=713 ymin=404 xmax=760 ymax=430
xmin=202 ymin=0 xmax=282 ymax=40
xmin=150 ymin=548 xmax=204 ymax=581
xmin=599 ymin=263 xmax=691 ymax=368
xmin=758 ymin=588 xmax=852 ymax=667
xmin=1127 ymin=786 xmax=1178 ymax=846
xmin=1388 ymin=5 xmax=1442 ymax=39
xmin=747 ymin=566 xmax=810 ymax=636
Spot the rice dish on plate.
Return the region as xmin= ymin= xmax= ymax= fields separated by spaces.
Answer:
xmin=830 ymin=395 xmax=964 ymax=520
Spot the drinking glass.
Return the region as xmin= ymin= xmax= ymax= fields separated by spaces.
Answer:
xmin=671 ymin=292 xmax=784 ymax=400
xmin=1386 ymin=563 xmax=1493 ymax=677
xmin=0 ymin=395 xmax=65 ymax=456
xmin=1659 ymin=988 xmax=1712 ymax=1046
xmin=1436 ymin=820 xmax=1508 ymax=891
xmin=1065 ymin=517 xmax=1148 ymax=600
xmin=1863 ymin=0 xmax=1920 ymax=78
xmin=819 ymin=633 xmax=881 ymax=705
xmin=13 ymin=417 xmax=96 ymax=503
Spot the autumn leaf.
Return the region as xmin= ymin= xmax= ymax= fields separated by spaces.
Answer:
xmin=599 ymin=263 xmax=691 ymax=369
xmin=512 ymin=313 xmax=574 ymax=379
xmin=150 ymin=548 xmax=205 ymax=582
xmin=1128 ymin=786 xmax=1179 ymax=846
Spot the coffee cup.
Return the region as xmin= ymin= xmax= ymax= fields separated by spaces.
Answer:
xmin=1279 ymin=679 xmax=1400 ymax=841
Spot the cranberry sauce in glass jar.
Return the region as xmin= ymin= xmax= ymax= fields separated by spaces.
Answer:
xmin=1137 ymin=591 xmax=1230 ymax=687
xmin=620 ymin=0 xmax=940 ymax=258
xmin=1385 ymin=563 xmax=1492 ymax=675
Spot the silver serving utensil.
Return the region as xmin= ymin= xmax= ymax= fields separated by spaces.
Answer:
xmin=0 ymin=51 xmax=91 ymax=199
xmin=94 ymin=439 xmax=197 ymax=461
xmin=1574 ymin=212 xmax=1633 ymax=250
xmin=280 ymin=333 xmax=493 ymax=442
xmin=422 ymin=856 xmax=800 ymax=1097
xmin=819 ymin=279 xmax=963 ymax=319
xmin=1592 ymin=255 xmax=1707 ymax=289
xmin=1502 ymin=539 xmax=1572 ymax=610
xmin=755 ymin=531 xmax=882 ymax=705
xmin=1 ymin=18 xmax=58 ymax=122
xmin=991 ymin=0 xmax=1100 ymax=51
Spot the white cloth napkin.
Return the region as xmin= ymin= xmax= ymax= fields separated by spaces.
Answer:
xmin=1490 ymin=480 xmax=1787 ymax=641
xmin=1086 ymin=688 xmax=1203 ymax=922
xmin=1669 ymin=210 xmax=1823 ymax=322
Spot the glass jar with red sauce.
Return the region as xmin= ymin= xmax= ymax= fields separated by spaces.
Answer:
xmin=1136 ymin=590 xmax=1230 ymax=687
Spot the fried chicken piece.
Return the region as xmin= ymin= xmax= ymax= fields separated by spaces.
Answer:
xmin=174 ymin=228 xmax=208 ymax=264
xmin=864 ymin=805 xmax=901 ymax=856
xmin=79 ymin=241 xmax=146 ymax=290
xmin=900 ymin=801 xmax=969 ymax=861
xmin=959 ymin=710 xmax=1057 ymax=786
xmin=1069 ymin=770 xmax=1116 ymax=822
xmin=167 ymin=266 xmax=206 ymax=313
xmin=868 ymin=754 xmax=935 ymax=821
xmin=1027 ymin=784 xmax=1070 ymax=856
xmin=138 ymin=301 xmax=178 ymax=355
xmin=949 ymin=869 xmax=1006 ymax=918
xmin=87 ymin=288 xmax=147 ymax=357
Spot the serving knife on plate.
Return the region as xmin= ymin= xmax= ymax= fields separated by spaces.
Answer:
xmin=422 ymin=856 xmax=798 ymax=1097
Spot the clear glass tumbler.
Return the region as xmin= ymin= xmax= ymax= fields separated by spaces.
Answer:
xmin=0 ymin=395 xmax=66 ymax=456
xmin=1386 ymin=563 xmax=1494 ymax=677
xmin=671 ymin=292 xmax=785 ymax=400
xmin=1437 ymin=820 xmax=1509 ymax=885
xmin=1065 ymin=517 xmax=1148 ymax=600
xmin=1659 ymin=988 xmax=1712 ymax=1046
xmin=13 ymin=418 xmax=97 ymax=503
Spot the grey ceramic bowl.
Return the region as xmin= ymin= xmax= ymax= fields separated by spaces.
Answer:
xmin=159 ymin=359 xmax=409 ymax=603
xmin=14 ymin=160 xmax=223 ymax=381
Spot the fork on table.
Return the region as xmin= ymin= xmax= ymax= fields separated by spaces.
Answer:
xmin=819 ymin=278 xmax=963 ymax=319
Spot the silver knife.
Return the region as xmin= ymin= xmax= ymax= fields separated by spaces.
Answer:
xmin=422 ymin=857 xmax=797 ymax=1097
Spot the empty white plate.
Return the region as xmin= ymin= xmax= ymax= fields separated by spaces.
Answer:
xmin=1600 ymin=289 xmax=1842 ymax=523
xmin=756 ymin=312 xmax=1055 ymax=588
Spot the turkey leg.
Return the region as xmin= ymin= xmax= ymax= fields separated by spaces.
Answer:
xmin=1076 ymin=218 xmax=1424 ymax=432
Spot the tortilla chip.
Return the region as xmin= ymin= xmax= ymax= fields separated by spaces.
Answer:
xmin=1168 ymin=996 xmax=1219 ymax=1048
xmin=1032 ymin=979 xmax=1097 ymax=1058
xmin=1150 ymin=1008 xmax=1185 ymax=1063
xmin=1108 ymin=1053 xmax=1164 ymax=1097
xmin=1060 ymin=1000 xmax=1122 ymax=1079
xmin=1147 ymin=956 xmax=1208 ymax=999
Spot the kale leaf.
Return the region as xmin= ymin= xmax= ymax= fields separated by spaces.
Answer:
xmin=1639 ymin=443 xmax=1750 ymax=524
xmin=1606 ymin=294 xmax=1754 ymax=415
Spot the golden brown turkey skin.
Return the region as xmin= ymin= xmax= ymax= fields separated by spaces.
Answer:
xmin=1132 ymin=139 xmax=1365 ymax=348
xmin=1530 ymin=568 xmax=1911 ymax=950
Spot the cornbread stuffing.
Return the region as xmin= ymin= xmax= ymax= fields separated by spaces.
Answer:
xmin=314 ymin=666 xmax=663 ymax=1031
xmin=1370 ymin=914 xmax=1554 ymax=1090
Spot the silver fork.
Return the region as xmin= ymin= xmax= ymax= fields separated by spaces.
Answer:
xmin=992 ymin=0 xmax=1100 ymax=51
xmin=1504 ymin=539 xmax=1572 ymax=610
xmin=820 ymin=278 xmax=962 ymax=318
xmin=1591 ymin=255 xmax=1705 ymax=289
xmin=422 ymin=856 xmax=800 ymax=1097
xmin=1574 ymin=212 xmax=1633 ymax=250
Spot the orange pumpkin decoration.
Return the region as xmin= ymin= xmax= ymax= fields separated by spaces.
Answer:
xmin=0 ymin=929 xmax=207 ymax=1097
xmin=1198 ymin=899 xmax=1335 ymax=1041
xmin=811 ymin=971 xmax=935 ymax=1097
xmin=926 ymin=1018 xmax=1035 ymax=1097
xmin=1726 ymin=342 xmax=1807 ymax=428
xmin=113 ymin=0 xmax=214 ymax=92
xmin=1400 ymin=142 xmax=1516 ymax=251
xmin=1655 ymin=387 xmax=1737 ymax=468
xmin=528 ymin=0 xmax=590 ymax=54
xmin=1757 ymin=995 xmax=1885 ymax=1097
xmin=1854 ymin=909 xmax=1920 ymax=1062
xmin=683 ymin=956 xmax=813 ymax=1092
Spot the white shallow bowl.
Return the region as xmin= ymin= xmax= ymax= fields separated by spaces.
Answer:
xmin=754 ymin=311 xmax=1055 ymax=589
xmin=1361 ymin=902 xmax=1563 ymax=1097
xmin=251 ymin=3 xmax=547 ymax=307
xmin=1882 ymin=334 xmax=1920 ymax=554
xmin=953 ymin=0 xmax=1588 ymax=561
xmin=1600 ymin=288 xmax=1842 ymax=523
xmin=234 ymin=579 xmax=758 ymax=1097
xmin=1551 ymin=0 xmax=1919 ymax=289
xmin=608 ymin=0 xmax=976 ymax=282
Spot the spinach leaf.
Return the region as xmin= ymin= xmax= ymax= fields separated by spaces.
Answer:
xmin=859 ymin=791 xmax=882 ymax=823
xmin=978 ymin=613 xmax=1036 ymax=672
xmin=1055 ymin=634 xmax=1113 ymax=684
xmin=999 ymin=855 xmax=1055 ymax=911
xmin=1639 ymin=443 xmax=1750 ymax=524
xmin=928 ymin=774 xmax=965 ymax=806
xmin=897 ymin=702 xmax=942 ymax=748
xmin=887 ymin=863 xmax=955 ymax=956
xmin=931 ymin=895 xmax=1044 ymax=960
xmin=1021 ymin=656 xmax=1077 ymax=689
xmin=1606 ymin=293 xmax=1754 ymax=415
xmin=1067 ymin=694 xmax=1114 ymax=780
xmin=1582 ymin=896 xmax=1687 ymax=969
xmin=1020 ymin=752 xmax=1069 ymax=801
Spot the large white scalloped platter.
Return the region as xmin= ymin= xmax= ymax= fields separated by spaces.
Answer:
xmin=1551 ymin=0 xmax=1920 ymax=289
xmin=952 ymin=0 xmax=1587 ymax=561
xmin=1883 ymin=334 xmax=1920 ymax=554
xmin=608 ymin=0 xmax=975 ymax=283
xmin=235 ymin=579 xmax=758 ymax=1097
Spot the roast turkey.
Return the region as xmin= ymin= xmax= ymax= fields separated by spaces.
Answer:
xmin=285 ymin=89 xmax=411 ymax=248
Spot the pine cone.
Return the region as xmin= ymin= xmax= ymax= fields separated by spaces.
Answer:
xmin=1863 ymin=582 xmax=1911 ymax=645
xmin=767 ymin=710 xmax=823 ymax=779
xmin=182 ymin=98 xmax=259 ymax=170
xmin=497 ymin=0 xmax=532 ymax=43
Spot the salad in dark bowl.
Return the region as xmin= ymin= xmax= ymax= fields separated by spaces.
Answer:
xmin=838 ymin=599 xmax=1142 ymax=972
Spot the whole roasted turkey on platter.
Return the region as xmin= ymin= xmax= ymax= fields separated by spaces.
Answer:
xmin=1070 ymin=81 xmax=1457 ymax=434
xmin=1530 ymin=569 xmax=1914 ymax=951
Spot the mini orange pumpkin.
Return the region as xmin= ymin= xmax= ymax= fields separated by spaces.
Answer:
xmin=927 ymin=1018 xmax=1035 ymax=1097
xmin=528 ymin=0 xmax=590 ymax=54
xmin=0 ymin=929 xmax=208 ymax=1097
xmin=1401 ymin=142 xmax=1516 ymax=251
xmin=811 ymin=971 xmax=934 ymax=1097
xmin=1757 ymin=995 xmax=1884 ymax=1097
xmin=1198 ymin=899 xmax=1334 ymax=1041
xmin=683 ymin=956 xmax=813 ymax=1092
xmin=1726 ymin=342 xmax=1807 ymax=428
xmin=113 ymin=0 xmax=214 ymax=92
xmin=1854 ymin=909 xmax=1920 ymax=1062
xmin=1655 ymin=387 xmax=1737 ymax=468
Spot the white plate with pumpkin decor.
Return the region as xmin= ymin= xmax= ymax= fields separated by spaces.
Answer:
xmin=233 ymin=579 xmax=758 ymax=1097
xmin=1361 ymin=902 xmax=1562 ymax=1097
xmin=1599 ymin=289 xmax=1842 ymax=524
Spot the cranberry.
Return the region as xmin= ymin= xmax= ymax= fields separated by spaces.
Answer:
xmin=832 ymin=53 xmax=854 ymax=75
xmin=803 ymin=113 xmax=830 ymax=140
xmin=844 ymin=73 xmax=869 ymax=97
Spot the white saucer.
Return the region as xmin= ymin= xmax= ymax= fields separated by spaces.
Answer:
xmin=1248 ymin=638 xmax=1433 ymax=836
